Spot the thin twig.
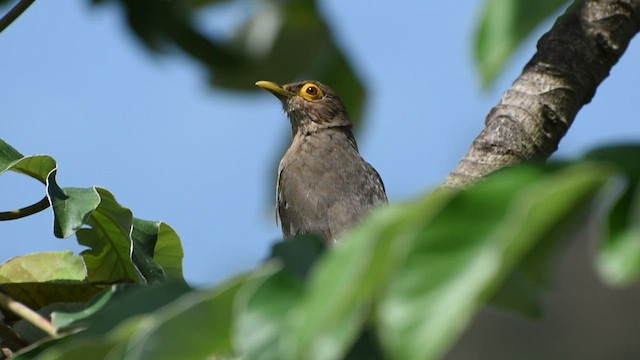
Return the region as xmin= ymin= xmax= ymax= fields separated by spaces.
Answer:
xmin=0 ymin=196 xmax=50 ymax=221
xmin=0 ymin=0 xmax=36 ymax=33
xmin=0 ymin=292 xmax=57 ymax=338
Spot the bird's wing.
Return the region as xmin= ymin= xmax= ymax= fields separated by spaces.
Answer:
xmin=364 ymin=161 xmax=388 ymax=204
xmin=325 ymin=159 xmax=387 ymax=240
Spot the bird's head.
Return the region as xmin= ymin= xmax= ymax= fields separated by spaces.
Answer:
xmin=255 ymin=80 xmax=352 ymax=134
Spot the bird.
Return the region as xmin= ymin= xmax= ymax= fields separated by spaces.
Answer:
xmin=255 ymin=80 xmax=387 ymax=244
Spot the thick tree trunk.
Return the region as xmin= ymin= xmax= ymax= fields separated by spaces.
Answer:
xmin=444 ymin=0 xmax=640 ymax=187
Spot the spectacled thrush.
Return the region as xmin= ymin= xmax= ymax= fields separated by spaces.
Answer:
xmin=256 ymin=80 xmax=387 ymax=244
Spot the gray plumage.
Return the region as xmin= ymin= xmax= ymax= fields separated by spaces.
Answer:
xmin=256 ymin=80 xmax=387 ymax=244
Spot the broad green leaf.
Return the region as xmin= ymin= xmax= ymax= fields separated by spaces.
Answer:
xmin=64 ymin=282 xmax=192 ymax=337
xmin=0 ymin=252 xmax=101 ymax=314
xmin=48 ymin=181 xmax=101 ymax=239
xmin=280 ymin=191 xmax=455 ymax=360
xmin=377 ymin=164 xmax=612 ymax=360
xmin=123 ymin=275 xmax=249 ymax=359
xmin=13 ymin=303 xmax=86 ymax=344
xmin=31 ymin=275 xmax=247 ymax=360
xmin=21 ymin=339 xmax=123 ymax=360
xmin=268 ymin=234 xmax=326 ymax=280
xmin=0 ymin=139 xmax=99 ymax=234
xmin=0 ymin=140 xmax=56 ymax=221
xmin=17 ymin=319 xmax=143 ymax=360
xmin=51 ymin=287 xmax=117 ymax=330
xmin=0 ymin=139 xmax=183 ymax=283
xmin=6 ymin=154 xmax=56 ymax=182
xmin=343 ymin=327 xmax=386 ymax=360
xmin=132 ymin=219 xmax=185 ymax=282
xmin=234 ymin=236 xmax=324 ymax=360
xmin=93 ymin=1 xmax=365 ymax=124
xmin=77 ymin=188 xmax=185 ymax=284
xmin=0 ymin=138 xmax=23 ymax=171
xmin=130 ymin=218 xmax=168 ymax=283
xmin=234 ymin=263 xmax=300 ymax=360
xmin=0 ymin=283 xmax=104 ymax=321
xmin=90 ymin=0 xmax=240 ymax=71
xmin=77 ymin=188 xmax=142 ymax=283
xmin=474 ymin=0 xmax=569 ymax=87
xmin=154 ymin=222 xmax=184 ymax=280
xmin=489 ymin=165 xmax=584 ymax=317
xmin=585 ymin=145 xmax=640 ymax=285
xmin=14 ymin=283 xmax=192 ymax=360
xmin=0 ymin=251 xmax=86 ymax=282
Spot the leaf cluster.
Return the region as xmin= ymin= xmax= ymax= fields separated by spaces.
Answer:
xmin=3 ymin=139 xmax=640 ymax=360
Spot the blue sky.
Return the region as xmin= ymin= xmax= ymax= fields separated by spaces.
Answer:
xmin=2 ymin=1 xmax=639 ymax=285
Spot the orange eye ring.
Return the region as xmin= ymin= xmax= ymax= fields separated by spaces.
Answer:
xmin=300 ymin=83 xmax=324 ymax=100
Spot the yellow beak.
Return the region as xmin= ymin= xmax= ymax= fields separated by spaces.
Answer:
xmin=255 ymin=81 xmax=294 ymax=100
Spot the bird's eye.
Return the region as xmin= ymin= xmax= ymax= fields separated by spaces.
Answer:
xmin=300 ymin=83 xmax=324 ymax=101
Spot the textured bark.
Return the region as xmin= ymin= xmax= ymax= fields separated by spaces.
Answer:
xmin=444 ymin=0 xmax=640 ymax=188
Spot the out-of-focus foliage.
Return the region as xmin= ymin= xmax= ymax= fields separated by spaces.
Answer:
xmin=5 ymin=138 xmax=640 ymax=359
xmin=586 ymin=146 xmax=640 ymax=286
xmin=89 ymin=0 xmax=366 ymax=125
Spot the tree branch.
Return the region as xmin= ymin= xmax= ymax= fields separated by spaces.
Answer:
xmin=0 ymin=0 xmax=36 ymax=33
xmin=444 ymin=0 xmax=640 ymax=187
xmin=0 ymin=292 xmax=57 ymax=338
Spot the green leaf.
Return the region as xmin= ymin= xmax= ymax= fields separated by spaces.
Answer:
xmin=77 ymin=188 xmax=143 ymax=283
xmin=13 ymin=303 xmax=86 ymax=344
xmin=234 ymin=264 xmax=301 ymax=360
xmin=0 ymin=251 xmax=86 ymax=283
xmin=123 ymin=275 xmax=248 ymax=359
xmin=132 ymin=219 xmax=185 ymax=282
xmin=489 ymin=165 xmax=586 ymax=318
xmin=67 ymin=282 xmax=192 ymax=337
xmin=234 ymin=236 xmax=326 ymax=360
xmin=94 ymin=0 xmax=365 ymax=123
xmin=376 ymin=163 xmax=613 ymax=360
xmin=474 ymin=0 xmax=569 ymax=87
xmin=0 ymin=284 xmax=104 ymax=323
xmin=75 ymin=188 xmax=185 ymax=284
xmin=6 ymin=153 xmax=56 ymax=183
xmin=29 ymin=276 xmax=247 ymax=360
xmin=0 ymin=139 xmax=183 ymax=284
xmin=15 ymin=321 xmax=138 ymax=360
xmin=14 ymin=282 xmax=192 ymax=359
xmin=27 ymin=339 xmax=126 ymax=360
xmin=0 ymin=139 xmax=58 ymax=221
xmin=48 ymin=182 xmax=101 ymax=239
xmin=0 ymin=138 xmax=24 ymax=171
xmin=153 ymin=222 xmax=185 ymax=280
xmin=0 ymin=252 xmax=102 ymax=315
xmin=51 ymin=287 xmax=117 ymax=330
xmin=268 ymin=234 xmax=326 ymax=280
xmin=585 ymin=145 xmax=640 ymax=285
